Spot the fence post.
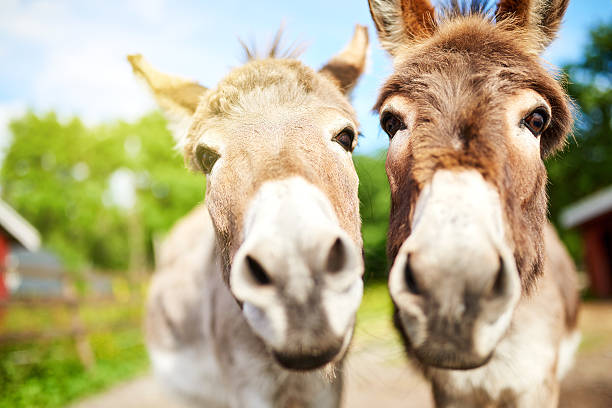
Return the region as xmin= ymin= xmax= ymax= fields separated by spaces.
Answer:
xmin=66 ymin=284 xmax=96 ymax=369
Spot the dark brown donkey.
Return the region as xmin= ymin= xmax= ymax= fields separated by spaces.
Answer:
xmin=368 ymin=0 xmax=580 ymax=406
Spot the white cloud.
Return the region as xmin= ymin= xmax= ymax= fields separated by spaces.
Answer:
xmin=0 ymin=0 xmax=72 ymax=45
xmin=1 ymin=0 xmax=606 ymax=159
xmin=0 ymin=0 xmax=232 ymax=128
xmin=32 ymin=43 xmax=156 ymax=124
xmin=124 ymin=0 xmax=167 ymax=24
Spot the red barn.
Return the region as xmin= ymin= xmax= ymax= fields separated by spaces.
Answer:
xmin=0 ymin=199 xmax=40 ymax=301
xmin=561 ymin=185 xmax=612 ymax=298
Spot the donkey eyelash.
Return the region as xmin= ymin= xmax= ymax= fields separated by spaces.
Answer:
xmin=522 ymin=105 xmax=550 ymax=121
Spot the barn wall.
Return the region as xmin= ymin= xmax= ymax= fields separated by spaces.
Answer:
xmin=582 ymin=215 xmax=612 ymax=298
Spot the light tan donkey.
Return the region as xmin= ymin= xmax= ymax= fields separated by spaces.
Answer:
xmin=128 ymin=25 xmax=368 ymax=408
xmin=367 ymin=0 xmax=580 ymax=406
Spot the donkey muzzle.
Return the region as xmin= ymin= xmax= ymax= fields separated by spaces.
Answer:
xmin=389 ymin=170 xmax=521 ymax=369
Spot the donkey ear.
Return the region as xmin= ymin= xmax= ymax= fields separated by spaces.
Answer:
xmin=496 ymin=0 xmax=569 ymax=52
xmin=127 ymin=54 xmax=208 ymax=143
xmin=319 ymin=25 xmax=369 ymax=94
xmin=368 ymin=0 xmax=436 ymax=56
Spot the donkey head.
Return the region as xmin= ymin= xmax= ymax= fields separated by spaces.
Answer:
xmin=369 ymin=0 xmax=572 ymax=369
xmin=129 ymin=26 xmax=368 ymax=370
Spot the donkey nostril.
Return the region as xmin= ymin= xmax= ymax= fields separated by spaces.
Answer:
xmin=490 ymin=256 xmax=506 ymax=298
xmin=246 ymin=255 xmax=272 ymax=286
xmin=404 ymin=254 xmax=420 ymax=294
xmin=326 ymin=237 xmax=346 ymax=273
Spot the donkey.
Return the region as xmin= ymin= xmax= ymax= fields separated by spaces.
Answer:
xmin=128 ymin=26 xmax=368 ymax=407
xmin=368 ymin=0 xmax=579 ymax=406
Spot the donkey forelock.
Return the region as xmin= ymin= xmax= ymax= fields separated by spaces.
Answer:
xmin=239 ymin=26 xmax=307 ymax=62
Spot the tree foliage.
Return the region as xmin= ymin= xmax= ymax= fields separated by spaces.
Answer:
xmin=1 ymin=20 xmax=607 ymax=276
xmin=1 ymin=109 xmax=392 ymax=279
xmin=354 ymin=152 xmax=390 ymax=282
xmin=547 ymin=19 xmax=612 ymax=263
xmin=1 ymin=112 xmax=204 ymax=271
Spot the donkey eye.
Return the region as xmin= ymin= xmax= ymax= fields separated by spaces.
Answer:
xmin=334 ymin=128 xmax=355 ymax=152
xmin=381 ymin=112 xmax=405 ymax=138
xmin=523 ymin=108 xmax=549 ymax=137
xmin=196 ymin=144 xmax=220 ymax=174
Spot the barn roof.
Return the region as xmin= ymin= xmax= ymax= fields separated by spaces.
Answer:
xmin=0 ymin=199 xmax=40 ymax=251
xmin=561 ymin=185 xmax=612 ymax=229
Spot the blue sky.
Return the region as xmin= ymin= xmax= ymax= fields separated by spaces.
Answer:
xmin=0 ymin=0 xmax=610 ymax=156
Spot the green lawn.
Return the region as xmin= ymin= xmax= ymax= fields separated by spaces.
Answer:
xmin=0 ymin=284 xmax=397 ymax=408
xmin=0 ymin=328 xmax=149 ymax=408
xmin=0 ymin=297 xmax=149 ymax=408
xmin=354 ymin=282 xmax=402 ymax=351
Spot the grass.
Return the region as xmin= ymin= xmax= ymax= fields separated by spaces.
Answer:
xmin=358 ymin=282 xmax=394 ymax=324
xmin=0 ymin=299 xmax=149 ymax=408
xmin=574 ymin=302 xmax=612 ymax=354
xmin=0 ymin=329 xmax=148 ymax=408
xmin=354 ymin=282 xmax=402 ymax=351
xmin=0 ymin=283 xmax=401 ymax=408
xmin=2 ymin=301 xmax=143 ymax=333
xmin=6 ymin=284 xmax=607 ymax=408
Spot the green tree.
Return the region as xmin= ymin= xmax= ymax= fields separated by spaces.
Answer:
xmin=1 ymin=110 xmax=394 ymax=280
xmin=547 ymin=19 xmax=612 ymax=264
xmin=1 ymin=112 xmax=204 ymax=272
xmin=355 ymin=152 xmax=390 ymax=282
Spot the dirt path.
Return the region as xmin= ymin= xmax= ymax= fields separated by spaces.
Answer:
xmin=69 ymin=302 xmax=612 ymax=408
xmin=68 ymin=375 xmax=184 ymax=408
xmin=559 ymin=302 xmax=612 ymax=408
xmin=68 ymin=352 xmax=432 ymax=408
xmin=343 ymin=343 xmax=433 ymax=407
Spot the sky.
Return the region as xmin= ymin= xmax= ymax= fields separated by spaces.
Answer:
xmin=0 ymin=0 xmax=611 ymax=157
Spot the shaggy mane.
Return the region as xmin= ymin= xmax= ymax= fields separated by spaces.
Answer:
xmin=239 ymin=26 xmax=307 ymax=62
xmin=438 ymin=0 xmax=496 ymax=20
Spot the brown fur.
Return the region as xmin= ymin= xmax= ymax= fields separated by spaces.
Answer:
xmin=369 ymin=0 xmax=436 ymax=54
xmin=496 ymin=0 xmax=533 ymax=27
xmin=497 ymin=0 xmax=570 ymax=51
xmin=370 ymin=1 xmax=579 ymax=406
xmin=376 ymin=16 xmax=571 ymax=289
xmin=400 ymin=0 xmax=436 ymax=38
xmin=320 ymin=25 xmax=369 ymax=93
